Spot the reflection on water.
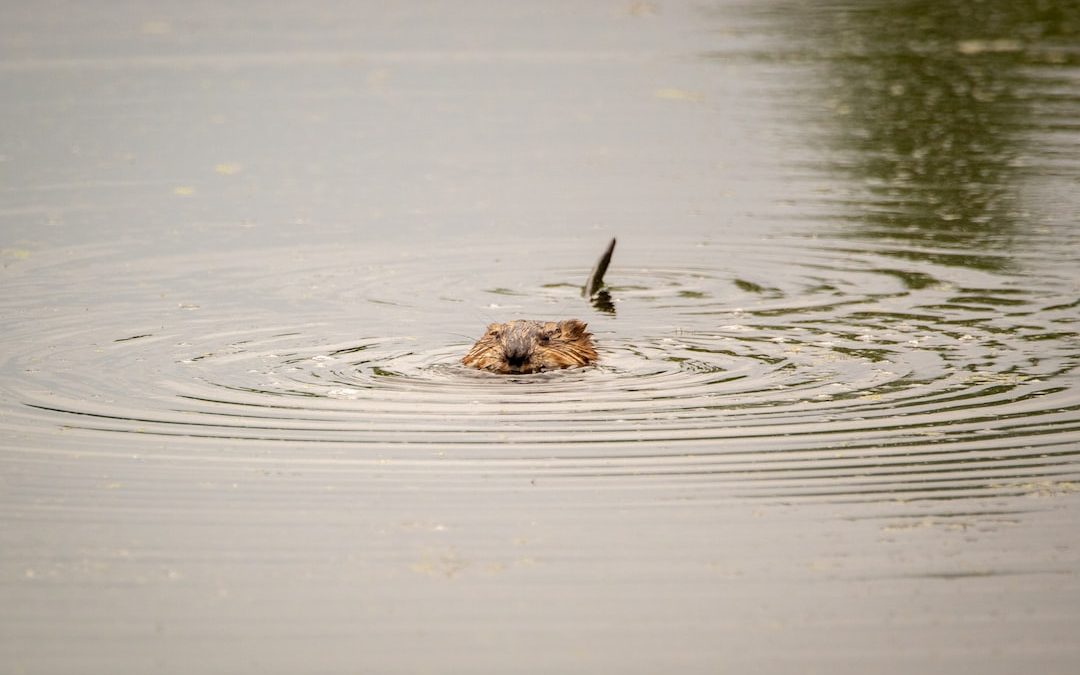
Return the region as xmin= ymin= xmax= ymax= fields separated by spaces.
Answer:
xmin=761 ymin=0 xmax=1080 ymax=270
xmin=2 ymin=1 xmax=1080 ymax=673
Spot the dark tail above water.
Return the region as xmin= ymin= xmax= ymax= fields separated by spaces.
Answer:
xmin=582 ymin=237 xmax=617 ymax=315
xmin=582 ymin=237 xmax=616 ymax=298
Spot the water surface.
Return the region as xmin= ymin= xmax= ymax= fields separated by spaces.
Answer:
xmin=2 ymin=1 xmax=1079 ymax=673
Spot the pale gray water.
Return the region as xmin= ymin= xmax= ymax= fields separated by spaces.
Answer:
xmin=2 ymin=1 xmax=1079 ymax=673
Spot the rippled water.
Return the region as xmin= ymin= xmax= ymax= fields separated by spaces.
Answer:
xmin=7 ymin=235 xmax=1078 ymax=501
xmin=3 ymin=1 xmax=1080 ymax=673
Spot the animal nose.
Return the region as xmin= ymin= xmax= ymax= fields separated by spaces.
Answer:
xmin=505 ymin=347 xmax=529 ymax=368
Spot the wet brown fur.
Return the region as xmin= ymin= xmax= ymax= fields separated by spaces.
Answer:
xmin=462 ymin=319 xmax=597 ymax=374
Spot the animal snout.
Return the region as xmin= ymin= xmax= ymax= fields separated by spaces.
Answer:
xmin=504 ymin=345 xmax=531 ymax=368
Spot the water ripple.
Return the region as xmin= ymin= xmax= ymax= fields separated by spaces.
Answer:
xmin=2 ymin=236 xmax=1077 ymax=504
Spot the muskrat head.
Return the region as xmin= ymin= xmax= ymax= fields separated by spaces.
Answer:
xmin=462 ymin=319 xmax=598 ymax=374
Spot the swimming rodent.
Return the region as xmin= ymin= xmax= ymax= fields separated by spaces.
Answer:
xmin=462 ymin=319 xmax=597 ymax=374
xmin=461 ymin=238 xmax=613 ymax=375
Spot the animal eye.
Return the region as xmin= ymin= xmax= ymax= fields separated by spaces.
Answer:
xmin=489 ymin=329 xmax=501 ymax=338
xmin=539 ymin=331 xmax=554 ymax=343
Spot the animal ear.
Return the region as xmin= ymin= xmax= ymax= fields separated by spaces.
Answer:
xmin=559 ymin=319 xmax=588 ymax=338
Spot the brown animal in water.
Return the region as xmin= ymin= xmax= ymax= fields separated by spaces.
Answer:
xmin=462 ymin=319 xmax=597 ymax=374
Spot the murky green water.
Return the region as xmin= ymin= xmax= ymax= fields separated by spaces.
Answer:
xmin=2 ymin=1 xmax=1079 ymax=673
